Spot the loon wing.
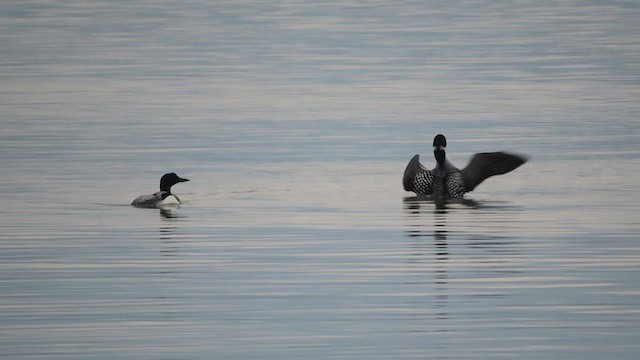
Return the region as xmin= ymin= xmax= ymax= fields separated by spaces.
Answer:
xmin=132 ymin=194 xmax=157 ymax=207
xmin=131 ymin=191 xmax=167 ymax=208
xmin=461 ymin=152 xmax=527 ymax=192
xmin=403 ymin=154 xmax=422 ymax=192
xmin=403 ymin=154 xmax=434 ymax=194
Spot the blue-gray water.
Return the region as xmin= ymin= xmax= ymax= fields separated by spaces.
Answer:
xmin=2 ymin=1 xmax=640 ymax=359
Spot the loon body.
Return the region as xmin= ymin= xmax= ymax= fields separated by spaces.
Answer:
xmin=132 ymin=173 xmax=190 ymax=208
xmin=403 ymin=134 xmax=527 ymax=199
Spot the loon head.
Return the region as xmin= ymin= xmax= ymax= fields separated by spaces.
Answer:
xmin=432 ymin=134 xmax=447 ymax=167
xmin=160 ymin=173 xmax=190 ymax=192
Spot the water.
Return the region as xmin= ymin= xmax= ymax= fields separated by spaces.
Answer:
xmin=2 ymin=1 xmax=640 ymax=359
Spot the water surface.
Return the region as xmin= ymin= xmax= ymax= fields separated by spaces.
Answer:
xmin=2 ymin=1 xmax=640 ymax=359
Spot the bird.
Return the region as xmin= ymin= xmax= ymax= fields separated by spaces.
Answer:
xmin=403 ymin=134 xmax=527 ymax=199
xmin=131 ymin=173 xmax=190 ymax=208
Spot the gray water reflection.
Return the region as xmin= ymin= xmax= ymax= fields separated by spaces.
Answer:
xmin=404 ymin=200 xmax=451 ymax=328
xmin=2 ymin=0 xmax=640 ymax=358
xmin=159 ymin=213 xmax=180 ymax=259
xmin=403 ymin=195 xmax=640 ymax=359
xmin=403 ymin=196 xmax=527 ymax=337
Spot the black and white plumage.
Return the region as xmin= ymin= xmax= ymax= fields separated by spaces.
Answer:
xmin=131 ymin=173 xmax=190 ymax=208
xmin=403 ymin=134 xmax=527 ymax=198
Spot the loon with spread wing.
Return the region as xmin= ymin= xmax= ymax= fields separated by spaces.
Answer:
xmin=403 ymin=134 xmax=527 ymax=198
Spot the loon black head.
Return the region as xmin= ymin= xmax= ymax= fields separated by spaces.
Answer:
xmin=160 ymin=173 xmax=190 ymax=192
xmin=433 ymin=134 xmax=447 ymax=167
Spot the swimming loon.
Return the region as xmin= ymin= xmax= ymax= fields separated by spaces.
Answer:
xmin=131 ymin=173 xmax=190 ymax=208
xmin=403 ymin=134 xmax=527 ymax=198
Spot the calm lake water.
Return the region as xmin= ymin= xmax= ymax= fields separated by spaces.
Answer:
xmin=2 ymin=1 xmax=640 ymax=359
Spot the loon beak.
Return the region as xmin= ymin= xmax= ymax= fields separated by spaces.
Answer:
xmin=179 ymin=177 xmax=190 ymax=183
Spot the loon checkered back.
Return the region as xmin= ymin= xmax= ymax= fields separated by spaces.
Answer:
xmin=403 ymin=134 xmax=527 ymax=198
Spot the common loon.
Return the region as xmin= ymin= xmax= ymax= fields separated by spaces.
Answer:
xmin=403 ymin=134 xmax=527 ymax=198
xmin=131 ymin=173 xmax=190 ymax=208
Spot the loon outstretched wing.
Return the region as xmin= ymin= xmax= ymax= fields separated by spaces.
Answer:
xmin=403 ymin=155 xmax=421 ymax=192
xmin=461 ymin=152 xmax=527 ymax=192
xmin=403 ymin=154 xmax=434 ymax=195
